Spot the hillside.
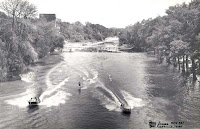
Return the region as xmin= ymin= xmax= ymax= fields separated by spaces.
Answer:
xmin=0 ymin=12 xmax=65 ymax=81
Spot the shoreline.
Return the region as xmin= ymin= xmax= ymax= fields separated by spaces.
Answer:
xmin=2 ymin=48 xmax=200 ymax=83
xmin=1 ymin=51 xmax=63 ymax=83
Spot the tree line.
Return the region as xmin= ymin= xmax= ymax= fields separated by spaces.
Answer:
xmin=57 ymin=20 xmax=119 ymax=42
xmin=0 ymin=0 xmax=120 ymax=82
xmin=2 ymin=0 xmax=199 ymax=82
xmin=0 ymin=0 xmax=64 ymax=81
xmin=118 ymin=0 xmax=200 ymax=81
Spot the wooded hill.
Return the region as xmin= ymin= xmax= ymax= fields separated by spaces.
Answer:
xmin=0 ymin=0 xmax=120 ymax=82
xmin=1 ymin=0 xmax=200 ymax=82
xmin=57 ymin=20 xmax=120 ymax=42
xmin=0 ymin=13 xmax=65 ymax=81
xmin=118 ymin=0 xmax=200 ymax=81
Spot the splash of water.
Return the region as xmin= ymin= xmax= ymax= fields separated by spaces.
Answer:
xmin=94 ymin=82 xmax=121 ymax=112
xmin=38 ymin=61 xmax=71 ymax=107
xmin=40 ymin=91 xmax=72 ymax=107
xmin=87 ymin=69 xmax=98 ymax=85
xmin=78 ymin=66 xmax=89 ymax=78
xmin=94 ymin=89 xmax=121 ymax=112
xmin=20 ymin=72 xmax=35 ymax=83
xmin=121 ymin=90 xmax=145 ymax=109
xmin=5 ymin=88 xmax=34 ymax=108
xmin=40 ymin=77 xmax=70 ymax=101
xmin=78 ymin=68 xmax=98 ymax=88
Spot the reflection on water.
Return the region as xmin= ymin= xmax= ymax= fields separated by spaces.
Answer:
xmin=27 ymin=106 xmax=39 ymax=114
xmin=121 ymin=111 xmax=131 ymax=117
xmin=0 ymin=52 xmax=199 ymax=129
xmin=78 ymin=88 xmax=81 ymax=94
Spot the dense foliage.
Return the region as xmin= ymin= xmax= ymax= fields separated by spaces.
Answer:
xmin=2 ymin=0 xmax=200 ymax=82
xmin=0 ymin=0 xmax=119 ymax=82
xmin=118 ymin=0 xmax=200 ymax=81
xmin=0 ymin=11 xmax=64 ymax=81
xmin=58 ymin=21 xmax=119 ymax=42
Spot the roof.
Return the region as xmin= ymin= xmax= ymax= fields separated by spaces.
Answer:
xmin=39 ymin=14 xmax=56 ymax=22
xmin=28 ymin=98 xmax=39 ymax=102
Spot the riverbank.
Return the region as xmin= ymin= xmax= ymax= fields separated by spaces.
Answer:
xmin=0 ymin=10 xmax=65 ymax=82
xmin=1 ymin=49 xmax=63 ymax=82
xmin=64 ymin=37 xmax=119 ymax=53
xmin=1 ymin=52 xmax=200 ymax=128
xmin=1 ymin=37 xmax=118 ymax=82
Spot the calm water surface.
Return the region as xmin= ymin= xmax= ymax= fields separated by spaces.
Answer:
xmin=0 ymin=52 xmax=200 ymax=129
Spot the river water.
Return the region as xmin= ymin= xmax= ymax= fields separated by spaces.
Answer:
xmin=0 ymin=51 xmax=200 ymax=129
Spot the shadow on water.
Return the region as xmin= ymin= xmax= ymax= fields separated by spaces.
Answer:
xmin=121 ymin=112 xmax=131 ymax=118
xmin=27 ymin=105 xmax=39 ymax=114
xmin=78 ymin=88 xmax=81 ymax=94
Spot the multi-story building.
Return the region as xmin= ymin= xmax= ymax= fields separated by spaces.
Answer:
xmin=39 ymin=14 xmax=59 ymax=30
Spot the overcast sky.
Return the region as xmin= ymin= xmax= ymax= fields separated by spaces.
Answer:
xmin=1 ymin=0 xmax=192 ymax=28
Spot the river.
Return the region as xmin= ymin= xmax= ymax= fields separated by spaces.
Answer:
xmin=0 ymin=51 xmax=200 ymax=129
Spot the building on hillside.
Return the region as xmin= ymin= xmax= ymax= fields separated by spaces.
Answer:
xmin=39 ymin=14 xmax=56 ymax=21
xmin=39 ymin=14 xmax=59 ymax=30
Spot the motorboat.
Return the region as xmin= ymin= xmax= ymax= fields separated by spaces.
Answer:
xmin=28 ymin=97 xmax=40 ymax=106
xmin=121 ymin=103 xmax=131 ymax=114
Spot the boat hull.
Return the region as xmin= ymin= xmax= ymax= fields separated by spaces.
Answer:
xmin=121 ymin=104 xmax=131 ymax=114
xmin=122 ymin=108 xmax=131 ymax=114
xmin=28 ymin=98 xmax=40 ymax=106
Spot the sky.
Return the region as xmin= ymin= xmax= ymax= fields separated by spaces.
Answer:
xmin=1 ymin=0 xmax=192 ymax=28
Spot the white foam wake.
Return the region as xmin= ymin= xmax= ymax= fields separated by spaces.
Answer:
xmin=95 ymin=82 xmax=121 ymax=112
xmin=40 ymin=91 xmax=72 ymax=107
xmin=20 ymin=72 xmax=35 ymax=83
xmin=121 ymin=90 xmax=145 ymax=109
xmin=45 ymin=62 xmax=63 ymax=87
xmin=78 ymin=66 xmax=89 ymax=78
xmin=97 ymin=91 xmax=121 ymax=112
xmin=78 ymin=68 xmax=98 ymax=88
xmin=40 ymin=77 xmax=70 ymax=101
xmin=39 ymin=62 xmax=72 ymax=107
xmin=87 ymin=69 xmax=98 ymax=85
xmin=5 ymin=88 xmax=34 ymax=108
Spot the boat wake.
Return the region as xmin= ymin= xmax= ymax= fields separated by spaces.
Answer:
xmin=93 ymin=81 xmax=145 ymax=112
xmin=5 ymin=61 xmax=73 ymax=108
xmin=5 ymin=87 xmax=35 ymax=108
xmin=93 ymin=82 xmax=121 ymax=112
xmin=45 ymin=62 xmax=63 ymax=87
xmin=40 ymin=91 xmax=71 ymax=107
xmin=121 ymin=90 xmax=145 ymax=109
xmin=87 ymin=69 xmax=98 ymax=85
xmin=20 ymin=72 xmax=35 ymax=83
xmin=39 ymin=77 xmax=70 ymax=100
xmin=39 ymin=62 xmax=72 ymax=107
xmin=77 ymin=68 xmax=99 ymax=90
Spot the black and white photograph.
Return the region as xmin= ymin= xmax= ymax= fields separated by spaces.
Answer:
xmin=0 ymin=0 xmax=200 ymax=129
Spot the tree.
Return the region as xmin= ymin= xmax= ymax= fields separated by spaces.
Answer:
xmin=0 ymin=39 xmax=8 ymax=81
xmin=118 ymin=1 xmax=200 ymax=81
xmin=0 ymin=0 xmax=37 ymax=29
xmin=0 ymin=0 xmax=22 ymax=28
xmin=170 ymin=40 xmax=189 ymax=71
xmin=18 ymin=1 xmax=37 ymax=19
